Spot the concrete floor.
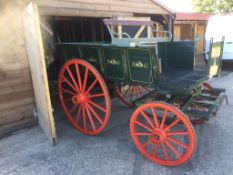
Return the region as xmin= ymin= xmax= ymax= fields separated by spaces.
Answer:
xmin=0 ymin=72 xmax=233 ymax=175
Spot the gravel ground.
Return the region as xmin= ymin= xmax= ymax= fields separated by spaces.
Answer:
xmin=0 ymin=71 xmax=233 ymax=175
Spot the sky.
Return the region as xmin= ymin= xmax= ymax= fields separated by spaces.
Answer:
xmin=157 ymin=0 xmax=193 ymax=12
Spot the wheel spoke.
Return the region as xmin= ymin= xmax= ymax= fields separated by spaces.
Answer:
xmin=165 ymin=140 xmax=181 ymax=159
xmin=161 ymin=142 xmax=170 ymax=161
xmin=69 ymin=104 xmax=78 ymax=114
xmin=164 ymin=118 xmax=180 ymax=132
xmin=134 ymin=87 xmax=140 ymax=98
xmin=82 ymin=104 xmax=87 ymax=131
xmin=141 ymin=111 xmax=155 ymax=129
xmin=167 ymin=137 xmax=189 ymax=149
xmin=167 ymin=132 xmax=189 ymax=136
xmin=87 ymin=99 xmax=106 ymax=112
xmin=137 ymin=87 xmax=143 ymax=98
xmin=64 ymin=98 xmax=72 ymax=103
xmin=135 ymin=121 xmax=153 ymax=132
xmin=122 ymin=86 xmax=131 ymax=98
xmin=82 ymin=67 xmax=89 ymax=92
xmin=75 ymin=63 xmax=83 ymax=90
xmin=86 ymin=103 xmax=104 ymax=125
xmin=142 ymin=86 xmax=150 ymax=92
xmin=62 ymin=88 xmax=76 ymax=96
xmin=66 ymin=67 xmax=80 ymax=91
xmin=87 ymin=93 xmax=104 ymax=99
xmin=140 ymin=140 xmax=152 ymax=148
xmin=84 ymin=103 xmax=96 ymax=131
xmin=152 ymin=144 xmax=159 ymax=157
xmin=84 ymin=78 xmax=98 ymax=95
xmin=133 ymin=132 xmax=151 ymax=136
xmin=151 ymin=107 xmax=160 ymax=128
xmin=75 ymin=105 xmax=82 ymax=123
xmin=160 ymin=109 xmax=168 ymax=129
xmin=62 ymin=76 xmax=77 ymax=93
xmin=137 ymin=86 xmax=144 ymax=96
xmin=129 ymin=86 xmax=134 ymax=102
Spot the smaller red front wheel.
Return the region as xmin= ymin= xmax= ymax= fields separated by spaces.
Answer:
xmin=58 ymin=59 xmax=111 ymax=135
xmin=115 ymin=85 xmax=151 ymax=107
xmin=130 ymin=102 xmax=196 ymax=166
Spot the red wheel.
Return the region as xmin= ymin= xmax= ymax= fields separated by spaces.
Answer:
xmin=130 ymin=102 xmax=196 ymax=166
xmin=58 ymin=59 xmax=111 ymax=135
xmin=202 ymin=82 xmax=213 ymax=91
xmin=115 ymin=85 xmax=151 ymax=107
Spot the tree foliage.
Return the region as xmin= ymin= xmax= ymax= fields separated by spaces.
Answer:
xmin=193 ymin=0 xmax=233 ymax=13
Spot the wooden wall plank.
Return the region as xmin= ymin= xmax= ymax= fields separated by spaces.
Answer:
xmin=0 ymin=117 xmax=37 ymax=138
xmin=38 ymin=7 xmax=133 ymax=17
xmin=0 ymin=83 xmax=33 ymax=96
xmin=0 ymin=104 xmax=35 ymax=126
xmin=0 ymin=69 xmax=32 ymax=88
xmin=0 ymin=90 xmax=34 ymax=112
xmin=37 ymin=0 xmax=167 ymax=13
xmin=36 ymin=0 xmax=170 ymax=16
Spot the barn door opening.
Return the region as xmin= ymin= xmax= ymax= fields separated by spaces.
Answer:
xmin=24 ymin=2 xmax=57 ymax=145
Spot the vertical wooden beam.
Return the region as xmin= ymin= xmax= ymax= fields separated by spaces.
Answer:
xmin=100 ymin=19 xmax=104 ymax=41
xmin=81 ymin=20 xmax=85 ymax=42
xmin=194 ymin=22 xmax=198 ymax=40
xmin=91 ymin=19 xmax=96 ymax=41
xmin=170 ymin=14 xmax=174 ymax=41
xmin=118 ymin=25 xmax=122 ymax=38
xmin=147 ymin=25 xmax=151 ymax=38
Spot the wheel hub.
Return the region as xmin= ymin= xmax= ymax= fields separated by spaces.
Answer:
xmin=150 ymin=128 xmax=167 ymax=144
xmin=72 ymin=93 xmax=86 ymax=104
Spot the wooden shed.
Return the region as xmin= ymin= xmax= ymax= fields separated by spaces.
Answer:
xmin=0 ymin=0 xmax=173 ymax=144
xmin=173 ymin=12 xmax=211 ymax=55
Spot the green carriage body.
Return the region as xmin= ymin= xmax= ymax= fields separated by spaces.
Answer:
xmin=58 ymin=41 xmax=202 ymax=91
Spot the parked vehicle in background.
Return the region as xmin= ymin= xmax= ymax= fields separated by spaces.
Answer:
xmin=205 ymin=14 xmax=233 ymax=60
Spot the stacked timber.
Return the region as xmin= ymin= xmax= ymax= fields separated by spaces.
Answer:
xmin=0 ymin=1 xmax=36 ymax=137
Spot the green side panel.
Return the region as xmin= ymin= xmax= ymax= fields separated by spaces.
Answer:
xmin=102 ymin=47 xmax=126 ymax=81
xmin=60 ymin=44 xmax=81 ymax=61
xmin=80 ymin=45 xmax=101 ymax=70
xmin=166 ymin=41 xmax=195 ymax=70
xmin=127 ymin=48 xmax=153 ymax=85
xmin=208 ymin=41 xmax=224 ymax=78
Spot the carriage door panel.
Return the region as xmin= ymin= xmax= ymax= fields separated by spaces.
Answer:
xmin=102 ymin=48 xmax=125 ymax=81
xmin=24 ymin=3 xmax=57 ymax=145
xmin=127 ymin=48 xmax=152 ymax=85
xmin=80 ymin=46 xmax=101 ymax=71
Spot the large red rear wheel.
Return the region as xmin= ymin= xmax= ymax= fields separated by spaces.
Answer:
xmin=58 ymin=59 xmax=111 ymax=135
xmin=130 ymin=102 xmax=196 ymax=166
xmin=115 ymin=85 xmax=151 ymax=107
